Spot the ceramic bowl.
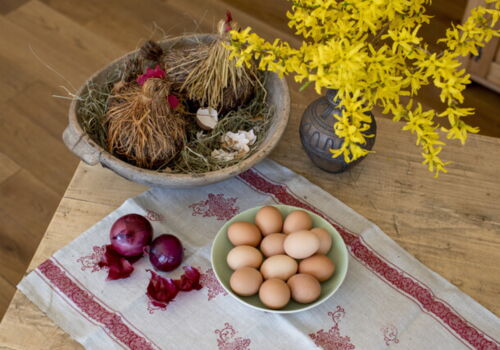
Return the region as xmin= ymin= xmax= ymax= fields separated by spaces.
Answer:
xmin=211 ymin=205 xmax=348 ymax=313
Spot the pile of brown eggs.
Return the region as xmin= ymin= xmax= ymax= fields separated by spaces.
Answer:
xmin=226 ymin=206 xmax=336 ymax=309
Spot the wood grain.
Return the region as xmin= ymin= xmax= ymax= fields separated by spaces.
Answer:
xmin=0 ymin=0 xmax=28 ymax=14
xmin=0 ymin=153 xmax=19 ymax=184
xmin=0 ymin=0 xmax=499 ymax=347
xmin=0 ymin=168 xmax=60 ymax=317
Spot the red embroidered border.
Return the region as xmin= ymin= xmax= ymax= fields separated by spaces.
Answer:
xmin=37 ymin=259 xmax=156 ymax=350
xmin=238 ymin=168 xmax=500 ymax=350
xmin=51 ymin=257 xmax=161 ymax=349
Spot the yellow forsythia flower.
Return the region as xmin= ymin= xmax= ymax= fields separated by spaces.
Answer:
xmin=228 ymin=0 xmax=500 ymax=176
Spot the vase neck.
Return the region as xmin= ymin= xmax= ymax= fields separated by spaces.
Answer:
xmin=326 ymin=89 xmax=339 ymax=106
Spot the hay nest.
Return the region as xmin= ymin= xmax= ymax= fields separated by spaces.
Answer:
xmin=105 ymin=78 xmax=186 ymax=169
xmin=169 ymin=71 xmax=272 ymax=174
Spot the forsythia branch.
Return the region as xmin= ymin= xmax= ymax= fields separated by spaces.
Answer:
xmin=228 ymin=0 xmax=500 ymax=176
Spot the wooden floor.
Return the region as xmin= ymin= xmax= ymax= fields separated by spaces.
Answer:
xmin=0 ymin=0 xmax=498 ymax=319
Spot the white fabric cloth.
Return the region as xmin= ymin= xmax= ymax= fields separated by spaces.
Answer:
xmin=18 ymin=160 xmax=500 ymax=350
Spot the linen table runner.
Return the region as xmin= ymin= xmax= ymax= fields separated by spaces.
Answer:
xmin=19 ymin=160 xmax=500 ymax=349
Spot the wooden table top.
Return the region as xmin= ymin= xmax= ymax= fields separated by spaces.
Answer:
xmin=0 ymin=88 xmax=499 ymax=348
xmin=1 ymin=0 xmax=500 ymax=348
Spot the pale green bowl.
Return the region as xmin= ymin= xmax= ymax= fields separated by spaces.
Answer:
xmin=211 ymin=205 xmax=349 ymax=314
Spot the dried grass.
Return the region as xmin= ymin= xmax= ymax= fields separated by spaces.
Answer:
xmin=169 ymin=72 xmax=272 ymax=174
xmin=105 ymin=78 xmax=186 ymax=169
xmin=76 ymin=67 xmax=121 ymax=148
xmin=163 ymin=44 xmax=207 ymax=88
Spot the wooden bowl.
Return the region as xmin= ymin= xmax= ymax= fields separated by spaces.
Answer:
xmin=63 ymin=34 xmax=290 ymax=188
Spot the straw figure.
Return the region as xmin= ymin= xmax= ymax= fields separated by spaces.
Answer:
xmin=105 ymin=77 xmax=186 ymax=169
xmin=164 ymin=12 xmax=256 ymax=112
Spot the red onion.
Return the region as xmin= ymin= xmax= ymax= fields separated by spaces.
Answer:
xmin=149 ymin=234 xmax=183 ymax=271
xmin=110 ymin=214 xmax=153 ymax=257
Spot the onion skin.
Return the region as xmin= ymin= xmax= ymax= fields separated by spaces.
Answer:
xmin=110 ymin=214 xmax=153 ymax=257
xmin=149 ymin=234 xmax=184 ymax=272
xmin=98 ymin=245 xmax=135 ymax=280
xmin=146 ymin=266 xmax=201 ymax=307
xmin=174 ymin=266 xmax=202 ymax=291
xmin=146 ymin=270 xmax=178 ymax=307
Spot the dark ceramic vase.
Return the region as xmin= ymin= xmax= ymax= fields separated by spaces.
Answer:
xmin=299 ymin=89 xmax=377 ymax=173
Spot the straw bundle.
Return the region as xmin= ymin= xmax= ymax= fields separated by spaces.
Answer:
xmin=163 ymin=44 xmax=205 ymax=88
xmin=163 ymin=20 xmax=256 ymax=112
xmin=105 ymin=78 xmax=186 ymax=169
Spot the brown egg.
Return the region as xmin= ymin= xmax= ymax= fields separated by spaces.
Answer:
xmin=287 ymin=274 xmax=321 ymax=304
xmin=283 ymin=230 xmax=320 ymax=259
xmin=255 ymin=206 xmax=283 ymax=236
xmin=310 ymin=227 xmax=333 ymax=254
xmin=260 ymin=233 xmax=286 ymax=257
xmin=299 ymin=254 xmax=335 ymax=282
xmin=230 ymin=267 xmax=263 ymax=296
xmin=283 ymin=210 xmax=313 ymax=234
xmin=260 ymin=255 xmax=298 ymax=280
xmin=227 ymin=245 xmax=263 ymax=270
xmin=227 ymin=221 xmax=262 ymax=247
xmin=259 ymin=278 xmax=291 ymax=309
